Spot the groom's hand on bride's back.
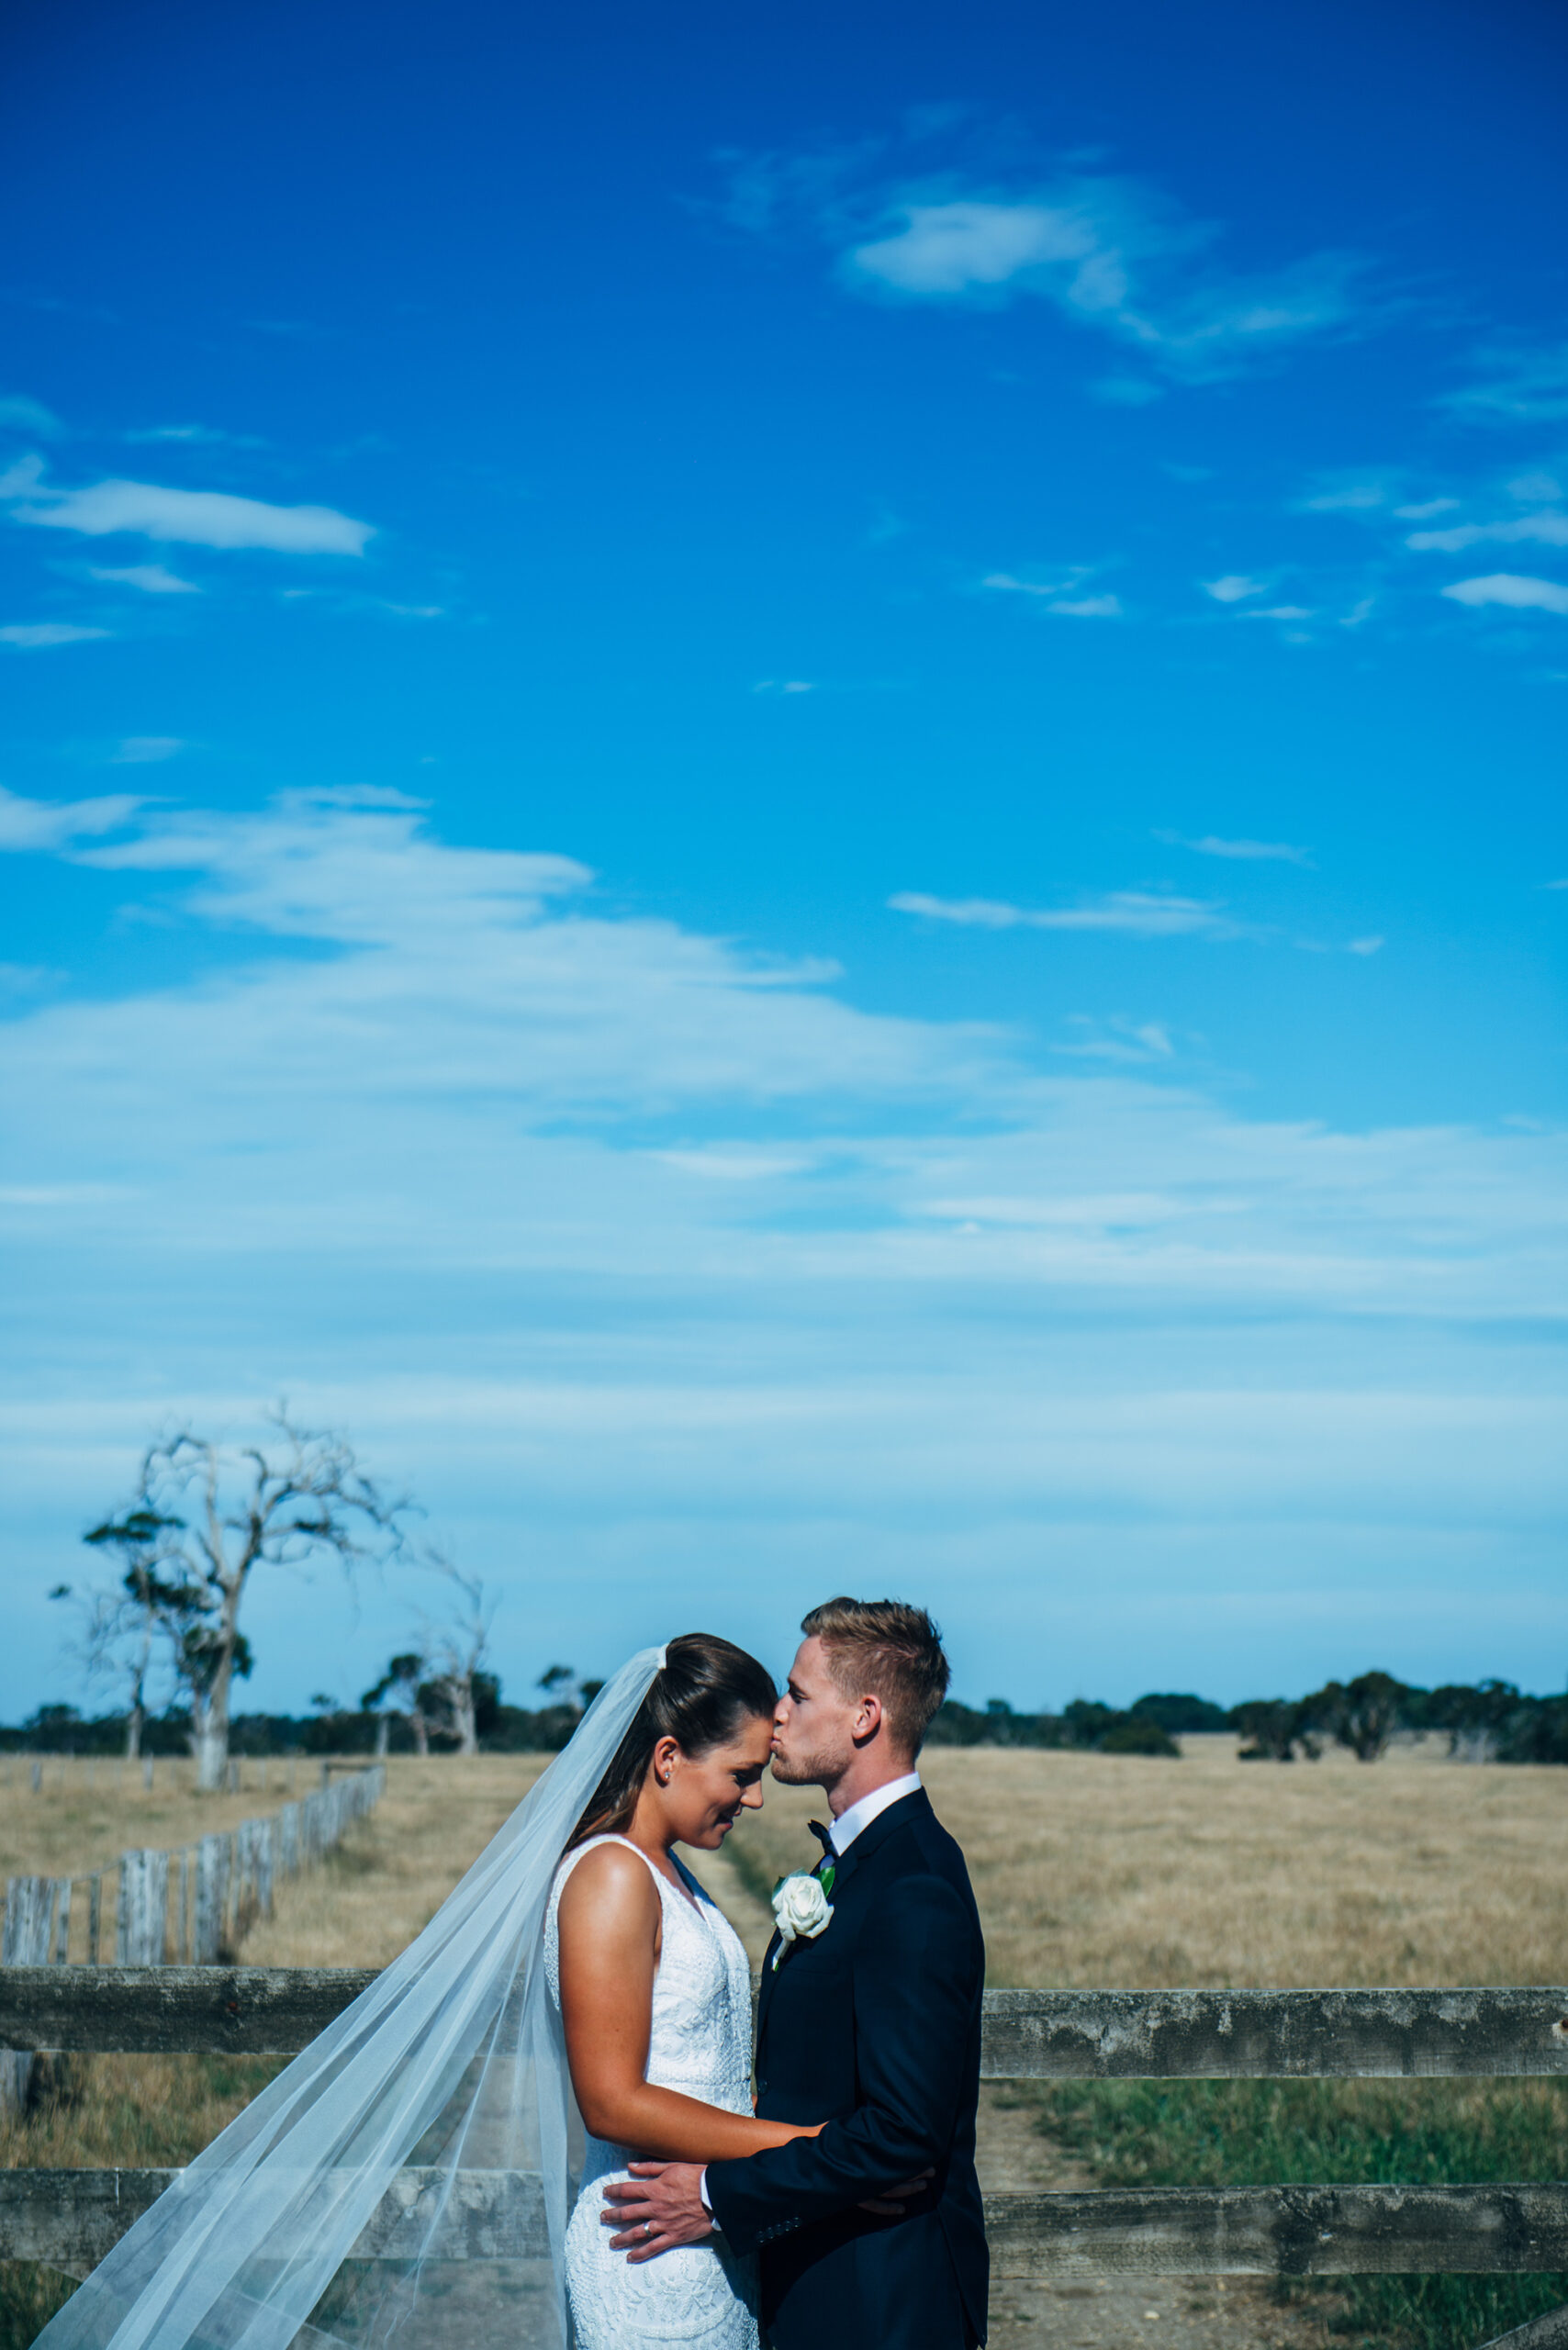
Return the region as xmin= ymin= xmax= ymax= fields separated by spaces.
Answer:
xmin=603 ymin=2160 xmax=935 ymax=2259
xmin=857 ymin=2167 xmax=935 ymax=2216
xmin=602 ymin=2163 xmax=712 ymax=2261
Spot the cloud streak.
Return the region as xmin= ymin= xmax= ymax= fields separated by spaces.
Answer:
xmin=890 ymin=888 xmax=1240 ymax=938
xmin=6 ymin=467 xmax=373 ymax=554
xmin=0 ymin=789 xmax=1562 ymax=1716
xmin=1163 ymin=833 xmax=1314 ymax=866
xmin=0 ymin=622 xmax=110 ymax=648
xmin=1441 ymin=574 xmax=1568 ymax=616
xmin=836 ymin=175 xmax=1366 ymax=385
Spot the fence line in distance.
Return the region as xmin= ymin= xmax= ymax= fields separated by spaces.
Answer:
xmin=0 ymin=1764 xmax=385 ymax=2116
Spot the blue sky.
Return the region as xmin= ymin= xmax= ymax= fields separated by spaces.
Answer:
xmin=1 ymin=0 xmax=1565 ymax=1719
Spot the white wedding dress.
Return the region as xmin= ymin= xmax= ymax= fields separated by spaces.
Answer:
xmin=544 ymin=1834 xmax=761 ymax=2350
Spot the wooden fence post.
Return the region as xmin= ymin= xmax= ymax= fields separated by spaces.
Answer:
xmin=2 ymin=1877 xmax=57 ymax=2114
xmin=194 ymin=1836 xmax=230 ymax=1964
xmin=86 ymin=1874 xmax=101 ymax=1966
xmin=53 ymin=1881 xmax=71 ymax=1966
xmin=115 ymin=1852 xmax=169 ymax=1965
xmin=256 ymin=1818 xmax=274 ymax=1920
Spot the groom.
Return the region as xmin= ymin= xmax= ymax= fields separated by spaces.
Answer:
xmin=604 ymin=1596 xmax=988 ymax=2348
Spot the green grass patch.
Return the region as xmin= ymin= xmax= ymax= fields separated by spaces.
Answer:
xmin=1024 ymin=2076 xmax=1568 ymax=2348
xmin=1 ymin=2053 xmax=288 ymax=2347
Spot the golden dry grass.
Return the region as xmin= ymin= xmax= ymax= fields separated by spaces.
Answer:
xmin=242 ymin=1754 xmax=554 ymax=1967
xmin=1 ymin=1753 xmax=308 ymax=1960
xmin=722 ymin=1736 xmax=1568 ymax=1990
xmin=7 ymin=1740 xmax=1565 ymax=2190
xmin=1 ymin=1757 xmax=554 ymax=2180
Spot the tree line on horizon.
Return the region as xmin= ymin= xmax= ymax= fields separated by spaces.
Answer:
xmin=9 ymin=1667 xmax=1567 ymax=1767
xmin=928 ymin=1672 xmax=1568 ymax=1764
xmin=25 ymin=1402 xmax=1568 ymax=1777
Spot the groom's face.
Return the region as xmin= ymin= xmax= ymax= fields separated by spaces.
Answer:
xmin=770 ymin=1636 xmax=858 ymax=1788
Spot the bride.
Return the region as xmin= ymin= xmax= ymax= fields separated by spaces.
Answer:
xmin=31 ymin=1638 xmax=821 ymax=2350
xmin=547 ymin=1632 xmax=821 ymax=2349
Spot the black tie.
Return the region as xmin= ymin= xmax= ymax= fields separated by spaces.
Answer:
xmin=807 ymin=1818 xmax=836 ymax=1886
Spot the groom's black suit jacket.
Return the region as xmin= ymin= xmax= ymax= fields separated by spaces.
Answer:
xmin=704 ymin=1787 xmax=988 ymax=2350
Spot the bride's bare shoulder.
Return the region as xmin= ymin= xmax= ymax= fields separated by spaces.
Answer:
xmin=556 ymin=1839 xmax=660 ymax=1940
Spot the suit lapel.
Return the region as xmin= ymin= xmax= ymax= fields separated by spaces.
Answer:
xmin=757 ymin=1787 xmax=932 ymax=2042
xmin=817 ymin=1784 xmax=930 ymax=1902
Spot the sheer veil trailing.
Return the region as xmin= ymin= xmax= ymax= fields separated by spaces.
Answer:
xmin=37 ymin=1645 xmax=668 ymax=2350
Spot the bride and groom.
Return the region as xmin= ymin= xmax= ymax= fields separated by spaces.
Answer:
xmin=551 ymin=1598 xmax=989 ymax=2349
xmin=37 ymin=1596 xmax=987 ymax=2350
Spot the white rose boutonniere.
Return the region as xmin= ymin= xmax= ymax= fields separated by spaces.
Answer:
xmin=769 ymin=1870 xmax=834 ymax=1970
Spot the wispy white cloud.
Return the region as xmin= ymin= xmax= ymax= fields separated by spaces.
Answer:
xmin=0 ymin=785 xmax=140 ymax=847
xmin=1406 ymin=509 xmax=1568 ymax=554
xmin=1441 ymin=573 xmax=1568 ymax=616
xmin=124 ymin=424 xmax=267 ymax=450
xmin=1163 ymin=833 xmax=1313 ymax=866
xmin=982 ymin=573 xmax=1119 ymax=616
xmin=1441 ymin=343 xmax=1568 ymax=426
xmin=753 ymin=678 xmax=816 ymax=693
xmin=890 ymin=888 xmax=1239 ymax=938
xmin=89 ymin=563 xmax=201 ymax=595
xmin=1394 ymin=498 xmax=1460 ymax=520
xmin=0 ymin=394 xmax=64 ymax=437
xmin=1050 ymin=592 xmax=1122 ymax=619
xmin=111 ymin=737 xmax=185 ymax=765
xmin=1053 ymin=1014 xmax=1176 ymax=1064
xmin=0 ymin=788 xmax=1561 ymax=1712
xmin=0 ymin=622 xmax=110 ymax=649
xmin=1347 ymin=936 xmax=1385 ymax=957
xmin=725 ymin=146 xmax=1372 ymax=390
xmin=5 ymin=466 xmax=373 ymax=554
xmin=841 ymin=179 xmax=1365 ymax=385
xmin=1202 ymin=575 xmax=1264 ymax=602
xmin=1300 ymin=484 xmax=1387 ymax=513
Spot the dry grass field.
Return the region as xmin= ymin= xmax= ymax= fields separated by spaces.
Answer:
xmin=725 ymin=1735 xmax=1568 ymax=1988
xmin=1 ymin=1753 xmax=305 ymax=1961
xmin=12 ymin=1734 xmax=1564 ymax=1990
xmin=5 ymin=1740 xmax=1566 ymax=2350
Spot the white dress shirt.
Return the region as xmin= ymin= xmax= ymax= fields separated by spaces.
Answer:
xmin=697 ymin=1769 xmax=923 ymax=2225
xmin=825 ymin=1769 xmax=922 ymax=1854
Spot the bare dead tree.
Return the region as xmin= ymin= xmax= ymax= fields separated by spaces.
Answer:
xmin=92 ymin=1408 xmax=410 ymax=1790
xmin=361 ymin=1650 xmax=436 ymax=1755
xmin=415 ymin=1555 xmax=497 ymax=1756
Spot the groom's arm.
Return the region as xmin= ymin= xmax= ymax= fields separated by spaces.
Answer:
xmin=701 ymin=1870 xmax=980 ymax=2255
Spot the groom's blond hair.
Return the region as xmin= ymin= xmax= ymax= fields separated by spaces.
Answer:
xmin=801 ymin=1596 xmax=950 ymax=1758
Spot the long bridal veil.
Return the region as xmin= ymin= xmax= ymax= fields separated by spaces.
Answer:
xmin=37 ymin=1645 xmax=668 ymax=2350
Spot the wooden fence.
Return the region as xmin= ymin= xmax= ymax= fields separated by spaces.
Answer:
xmin=0 ymin=1768 xmax=385 ymax=2117
xmin=0 ymin=1969 xmax=1564 ymax=2346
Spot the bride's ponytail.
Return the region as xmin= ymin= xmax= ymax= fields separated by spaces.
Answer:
xmin=566 ymin=1632 xmax=777 ymax=1848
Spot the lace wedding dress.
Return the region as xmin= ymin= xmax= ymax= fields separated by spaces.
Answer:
xmin=544 ymin=1834 xmax=761 ymax=2350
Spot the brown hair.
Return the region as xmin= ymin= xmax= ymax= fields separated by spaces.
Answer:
xmin=566 ymin=1632 xmax=778 ymax=1849
xmin=799 ymin=1595 xmax=950 ymax=1757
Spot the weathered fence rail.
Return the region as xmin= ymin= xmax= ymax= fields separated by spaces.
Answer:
xmin=5 ymin=1970 xmax=1568 ymax=2076
xmin=3 ymin=2165 xmax=1566 ymax=2280
xmin=2 ymin=1968 xmax=1565 ymax=2314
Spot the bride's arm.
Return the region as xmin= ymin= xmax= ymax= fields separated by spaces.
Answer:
xmin=556 ymin=1844 xmax=820 ymax=2162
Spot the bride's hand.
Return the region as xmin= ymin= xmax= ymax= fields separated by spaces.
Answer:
xmin=857 ymin=2166 xmax=935 ymax=2216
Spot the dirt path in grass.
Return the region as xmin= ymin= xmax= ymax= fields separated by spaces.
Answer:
xmin=689 ymin=1841 xmax=1335 ymax=2350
